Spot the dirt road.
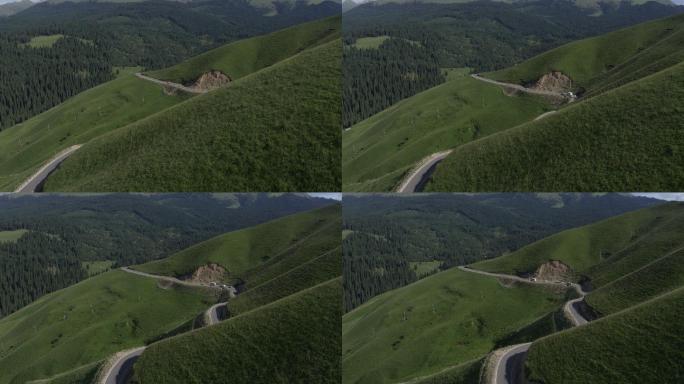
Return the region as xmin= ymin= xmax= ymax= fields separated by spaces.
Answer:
xmin=134 ymin=73 xmax=207 ymax=94
xmin=395 ymin=150 xmax=453 ymax=193
xmin=14 ymin=145 xmax=82 ymax=193
xmin=470 ymin=74 xmax=569 ymax=98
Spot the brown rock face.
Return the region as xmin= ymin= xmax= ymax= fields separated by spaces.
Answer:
xmin=532 ymin=71 xmax=573 ymax=93
xmin=191 ymin=70 xmax=231 ymax=91
xmin=535 ymin=260 xmax=574 ymax=282
xmin=190 ymin=263 xmax=227 ymax=283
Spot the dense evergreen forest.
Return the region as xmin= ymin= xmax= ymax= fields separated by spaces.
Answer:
xmin=342 ymin=0 xmax=684 ymax=127
xmin=0 ymin=193 xmax=333 ymax=317
xmin=342 ymin=193 xmax=658 ymax=312
xmin=0 ymin=0 xmax=340 ymax=130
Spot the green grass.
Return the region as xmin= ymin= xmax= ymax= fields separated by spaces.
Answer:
xmin=352 ymin=36 xmax=390 ymax=49
xmin=525 ymin=286 xmax=684 ymax=384
xmin=148 ymin=16 xmax=340 ymax=84
xmin=585 ymin=247 xmax=684 ymax=315
xmin=0 ymin=67 xmax=190 ymax=191
xmin=425 ymin=58 xmax=684 ymax=191
xmin=25 ymin=361 xmax=101 ymax=384
xmin=43 ymin=37 xmax=341 ymax=192
xmin=133 ymin=204 xmax=340 ymax=279
xmin=25 ymin=35 xmax=64 ymax=48
xmin=0 ymin=270 xmax=215 ymax=384
xmin=487 ymin=13 xmax=684 ymax=93
xmin=229 ymin=245 xmax=341 ymax=314
xmin=412 ymin=358 xmax=484 ymax=384
xmin=0 ymin=229 xmax=28 ymax=243
xmin=342 ymin=268 xmax=568 ymax=384
xmin=409 ymin=261 xmax=441 ymax=278
xmin=134 ymin=278 xmax=342 ymax=384
xmin=342 ymin=75 xmax=550 ymax=191
xmin=82 ymin=261 xmax=113 ymax=276
xmin=471 ymin=202 xmax=683 ymax=280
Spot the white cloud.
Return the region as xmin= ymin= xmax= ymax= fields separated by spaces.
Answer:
xmin=632 ymin=193 xmax=684 ymax=201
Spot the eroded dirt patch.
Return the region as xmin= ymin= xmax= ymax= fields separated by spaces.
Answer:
xmin=535 ymin=260 xmax=574 ymax=282
xmin=190 ymin=70 xmax=231 ymax=91
xmin=188 ymin=263 xmax=228 ymax=284
xmin=531 ymin=71 xmax=573 ymax=93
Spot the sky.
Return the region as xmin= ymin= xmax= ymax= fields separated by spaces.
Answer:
xmin=308 ymin=193 xmax=342 ymax=201
xmin=632 ymin=193 xmax=684 ymax=201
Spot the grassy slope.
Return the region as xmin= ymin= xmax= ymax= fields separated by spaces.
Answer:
xmin=134 ymin=278 xmax=342 ymax=384
xmin=342 ymin=75 xmax=549 ymax=191
xmin=585 ymin=247 xmax=684 ymax=315
xmin=412 ymin=359 xmax=484 ymax=384
xmin=149 ymin=16 xmax=340 ymax=84
xmin=526 ymin=286 xmax=684 ymax=384
xmin=133 ymin=204 xmax=340 ymax=278
xmin=342 ymin=268 xmax=567 ymax=384
xmin=26 ymin=35 xmax=64 ymax=48
xmin=425 ymin=59 xmax=684 ymax=191
xmin=229 ymin=245 xmax=341 ymax=315
xmin=0 ymin=229 xmax=28 ymax=243
xmin=488 ymin=13 xmax=684 ymax=91
xmin=471 ymin=202 xmax=684 ymax=280
xmin=0 ymin=270 xmax=214 ymax=384
xmin=0 ymin=68 xmax=190 ymax=191
xmin=44 ymin=37 xmax=342 ymax=192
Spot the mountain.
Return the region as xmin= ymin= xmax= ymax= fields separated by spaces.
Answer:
xmin=0 ymin=16 xmax=341 ymax=192
xmin=0 ymin=0 xmax=32 ymax=16
xmin=343 ymin=197 xmax=683 ymax=383
xmin=342 ymin=267 xmax=567 ymax=384
xmin=0 ymin=0 xmax=339 ymax=131
xmin=0 ymin=193 xmax=333 ymax=318
xmin=467 ymin=202 xmax=684 ymax=383
xmin=425 ymin=13 xmax=684 ymax=191
xmin=342 ymin=193 xmax=659 ymax=311
xmin=0 ymin=202 xmax=341 ymax=384
xmin=525 ymin=286 xmax=683 ymax=383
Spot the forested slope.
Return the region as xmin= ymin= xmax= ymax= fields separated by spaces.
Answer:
xmin=0 ymin=0 xmax=340 ymax=130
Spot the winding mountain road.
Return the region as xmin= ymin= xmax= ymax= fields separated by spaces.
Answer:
xmin=470 ymin=74 xmax=569 ymax=98
xmin=457 ymin=266 xmax=589 ymax=384
xmin=98 ymin=268 xmax=230 ymax=384
xmin=14 ymin=145 xmax=82 ymax=193
xmin=396 ymin=150 xmax=453 ymax=193
xmin=134 ymin=73 xmax=207 ymax=94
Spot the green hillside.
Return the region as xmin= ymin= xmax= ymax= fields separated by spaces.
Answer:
xmin=0 ymin=270 xmax=214 ymax=384
xmin=488 ymin=13 xmax=684 ymax=94
xmin=585 ymin=247 xmax=684 ymax=315
xmin=525 ymin=286 xmax=684 ymax=384
xmin=42 ymin=33 xmax=341 ymax=192
xmin=425 ymin=57 xmax=684 ymax=191
xmin=133 ymin=204 xmax=340 ymax=279
xmin=342 ymin=73 xmax=550 ymax=191
xmin=0 ymin=67 xmax=190 ymax=191
xmin=471 ymin=202 xmax=684 ymax=283
xmin=148 ymin=16 xmax=340 ymax=84
xmin=342 ymin=268 xmax=568 ymax=384
xmin=134 ymin=278 xmax=342 ymax=384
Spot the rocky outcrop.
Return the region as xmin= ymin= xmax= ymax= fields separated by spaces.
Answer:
xmin=190 ymin=70 xmax=231 ymax=91
xmin=535 ymin=260 xmax=574 ymax=282
xmin=532 ymin=71 xmax=573 ymax=93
